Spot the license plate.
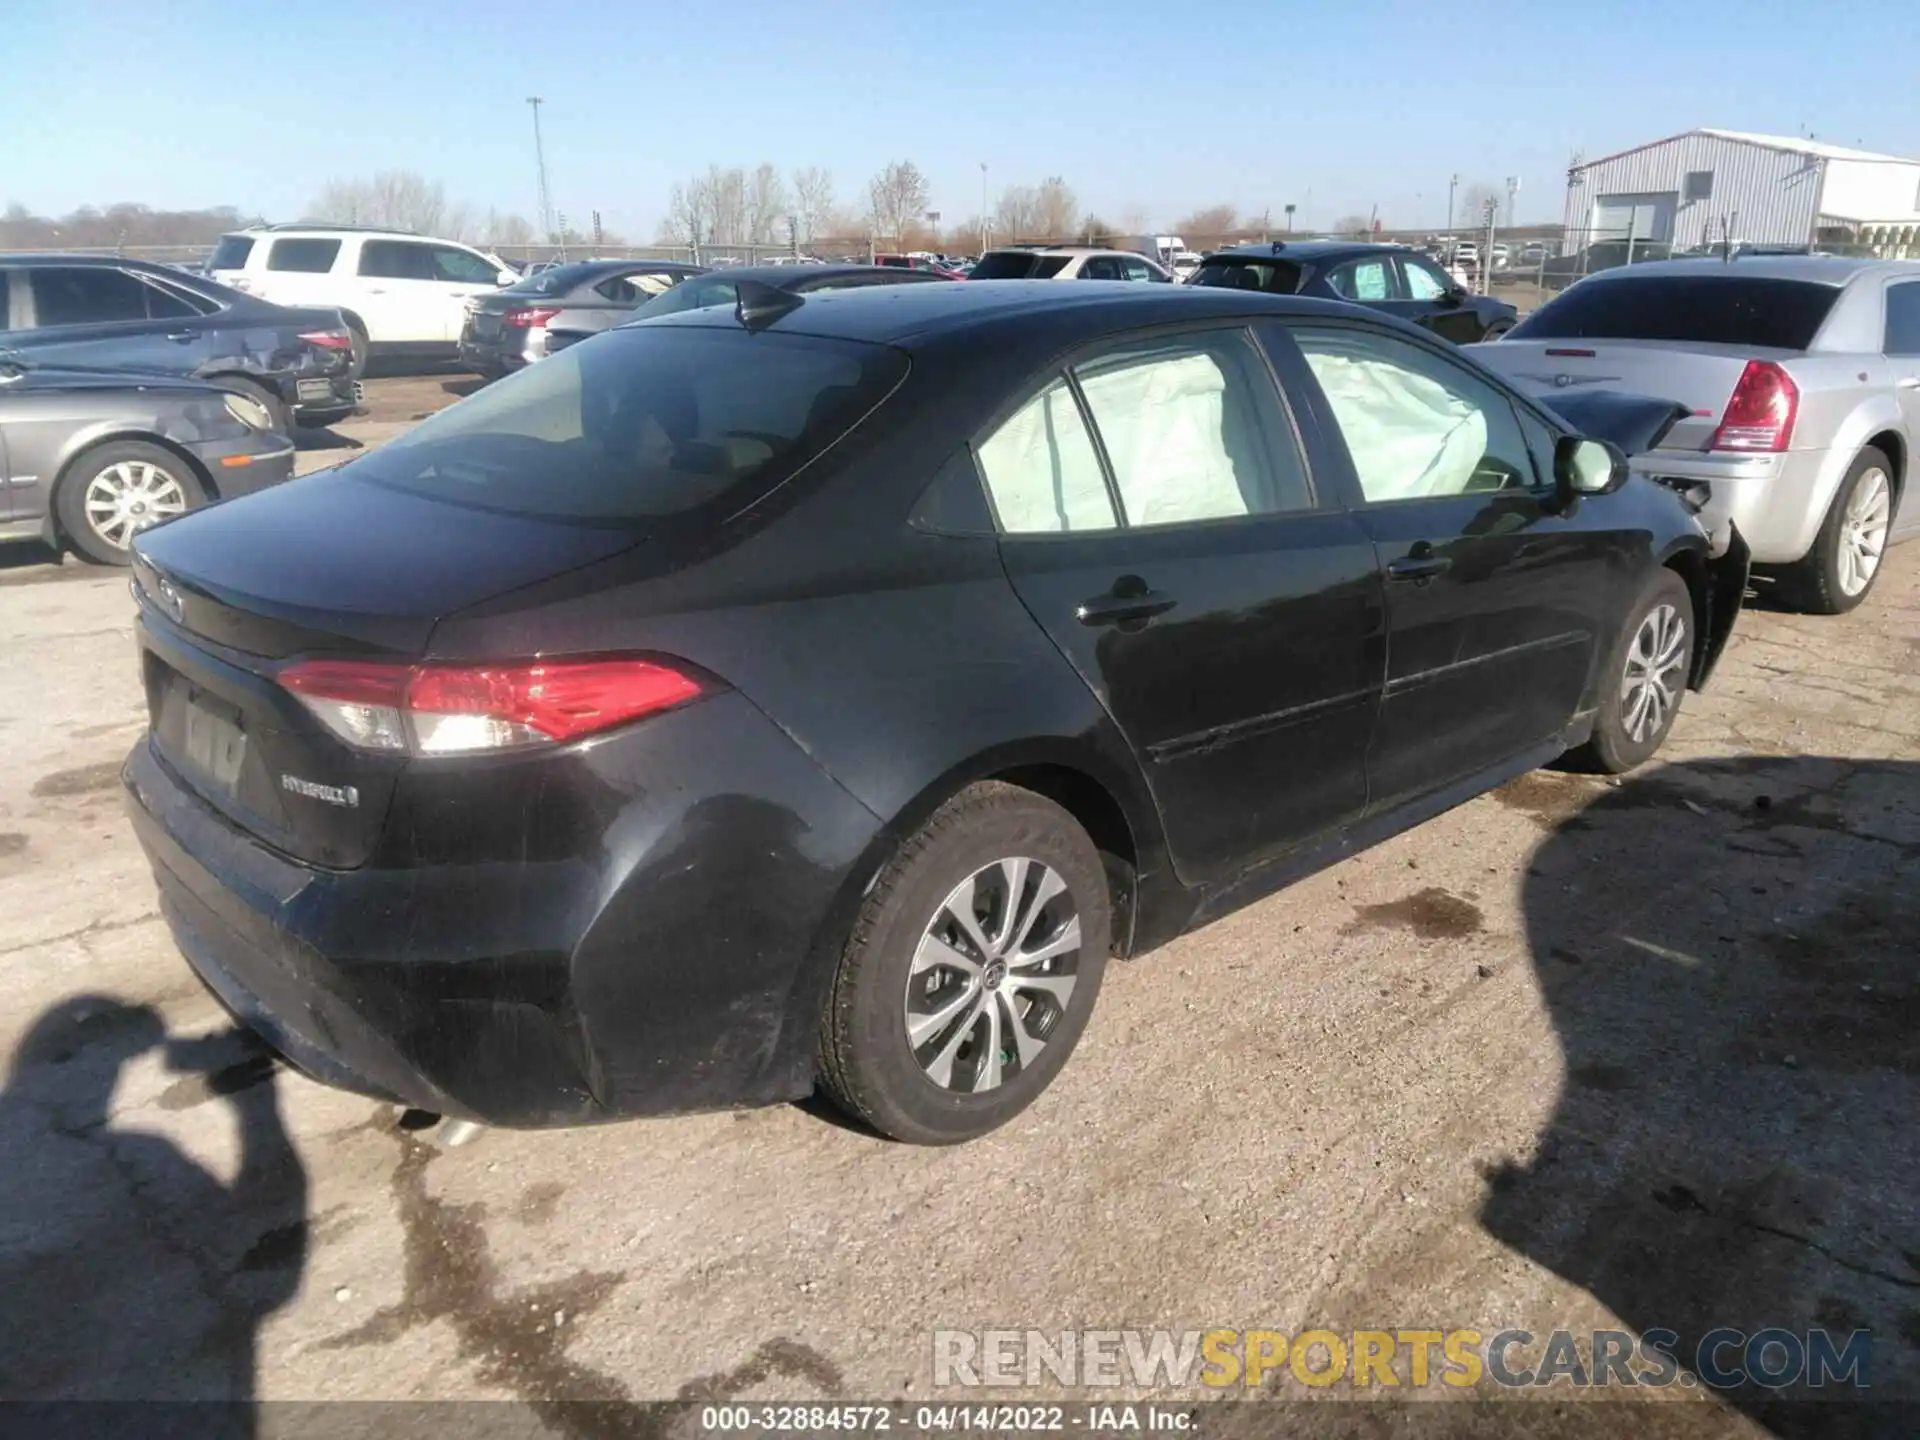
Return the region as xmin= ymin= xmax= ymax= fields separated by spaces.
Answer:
xmin=184 ymin=701 xmax=247 ymax=796
xmin=296 ymin=378 xmax=334 ymax=402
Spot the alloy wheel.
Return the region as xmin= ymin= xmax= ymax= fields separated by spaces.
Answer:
xmin=1621 ymin=602 xmax=1688 ymax=744
xmin=904 ymin=857 xmax=1083 ymax=1095
xmin=83 ymin=461 xmax=187 ymax=550
xmin=1837 ymin=467 xmax=1891 ymax=597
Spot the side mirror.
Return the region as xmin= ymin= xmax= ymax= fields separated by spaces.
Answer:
xmin=496 ymin=269 xmax=520 ymax=286
xmin=1553 ymin=435 xmax=1630 ymax=508
xmin=1441 ymin=286 xmax=1467 ymax=305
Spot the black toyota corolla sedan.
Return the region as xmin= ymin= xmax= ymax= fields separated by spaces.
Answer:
xmin=123 ymin=281 xmax=1747 ymax=1144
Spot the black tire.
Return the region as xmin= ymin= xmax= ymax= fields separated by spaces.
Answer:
xmin=210 ymin=375 xmax=290 ymax=435
xmin=340 ymin=317 xmax=371 ymax=381
xmin=1773 ymin=447 xmax=1896 ymax=616
xmin=55 ymin=440 xmax=208 ymax=567
xmin=817 ymin=781 xmax=1111 ymax=1145
xmin=1571 ymin=568 xmax=1694 ymax=775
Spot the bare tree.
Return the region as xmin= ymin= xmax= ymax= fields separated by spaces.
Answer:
xmin=309 ymin=171 xmax=458 ymax=236
xmin=867 ymin=160 xmax=930 ymax=246
xmin=1173 ymin=204 xmax=1240 ymax=245
xmin=1032 ymin=177 xmax=1079 ymax=240
xmin=484 ymin=211 xmax=537 ymax=247
xmin=994 ymin=185 xmax=1039 ymax=242
xmin=1458 ymin=182 xmax=1501 ymax=230
xmin=1331 ymin=213 xmax=1373 ymax=238
xmin=708 ymin=166 xmax=749 ymax=245
xmin=792 ymin=167 xmax=834 ymax=244
xmin=661 ymin=177 xmax=713 ymax=246
xmin=1118 ymin=204 xmax=1155 ymax=236
xmin=747 ymin=164 xmax=788 ymax=246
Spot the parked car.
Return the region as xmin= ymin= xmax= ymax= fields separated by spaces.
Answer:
xmin=544 ymin=262 xmax=953 ymax=355
xmin=124 ymin=281 xmax=1743 ymax=1145
xmin=0 ymin=358 xmax=293 ymax=564
xmin=875 ymin=253 xmax=966 ymax=279
xmin=0 ymin=254 xmax=357 ymax=428
xmin=1185 ymin=241 xmax=1517 ymax=344
xmin=1539 ymin=239 xmax=1672 ymax=291
xmin=1479 ymin=256 xmax=1920 ymax=613
xmin=206 ymin=224 xmax=519 ymax=374
xmin=458 ymin=259 xmax=706 ymax=377
xmin=968 ymin=247 xmax=1173 ymax=281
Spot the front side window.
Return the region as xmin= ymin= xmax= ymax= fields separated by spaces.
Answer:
xmin=431 ymin=246 xmax=500 ymax=284
xmin=266 ymin=238 xmax=342 ymax=273
xmin=358 ymin=241 xmax=435 ymax=280
xmin=1119 ymin=257 xmax=1159 ymax=283
xmin=347 ymin=326 xmax=906 ymax=525
xmin=1079 ymin=257 xmax=1124 ymax=282
xmin=1327 ymin=258 xmax=1394 ymax=302
xmin=1073 ymin=331 xmax=1309 ymax=525
xmin=30 ymin=267 xmax=154 ymax=325
xmin=975 ymin=379 xmax=1116 ymax=534
xmin=1883 ymin=281 xmax=1920 ymax=356
xmin=1401 ymin=258 xmax=1449 ymax=300
xmin=1292 ymin=324 xmax=1536 ymax=502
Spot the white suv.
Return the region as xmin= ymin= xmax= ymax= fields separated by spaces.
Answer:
xmin=968 ymin=247 xmax=1172 ymax=282
xmin=206 ymin=225 xmax=517 ymax=372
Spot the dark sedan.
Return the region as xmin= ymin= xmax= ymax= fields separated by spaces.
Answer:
xmin=1188 ymin=241 xmax=1518 ymax=344
xmin=0 ymin=360 xmax=294 ymax=564
xmin=0 ymin=255 xmax=357 ymax=428
xmin=124 ymin=282 xmax=1744 ymax=1146
xmin=457 ymin=259 xmax=707 ymax=377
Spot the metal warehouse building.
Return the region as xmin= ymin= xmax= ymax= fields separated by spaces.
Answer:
xmin=1564 ymin=128 xmax=1920 ymax=255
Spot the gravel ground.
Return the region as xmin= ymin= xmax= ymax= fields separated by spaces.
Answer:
xmin=0 ymin=410 xmax=1914 ymax=1436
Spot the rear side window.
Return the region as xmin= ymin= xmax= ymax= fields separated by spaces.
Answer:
xmin=358 ymin=241 xmax=434 ymax=280
xmin=31 ymin=267 xmax=163 ymax=325
xmin=1327 ymin=259 xmax=1394 ymax=302
xmin=1511 ymin=277 xmax=1839 ymax=350
xmin=976 ymin=380 xmax=1117 ymax=534
xmin=208 ymin=235 xmax=255 ymax=270
xmin=1884 ymin=282 xmax=1920 ymax=356
xmin=594 ymin=270 xmax=683 ymax=305
xmin=266 ymin=238 xmax=341 ymax=273
xmin=1187 ymin=259 xmax=1303 ymax=294
xmin=349 ymin=326 xmax=908 ymax=524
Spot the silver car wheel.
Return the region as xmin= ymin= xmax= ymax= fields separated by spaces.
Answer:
xmin=1620 ymin=602 xmax=1688 ymax=744
xmin=904 ymin=857 xmax=1082 ymax=1095
xmin=83 ymin=460 xmax=188 ymax=550
xmin=1837 ymin=466 xmax=1891 ymax=597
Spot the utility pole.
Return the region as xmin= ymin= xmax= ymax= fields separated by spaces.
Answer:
xmin=1505 ymin=175 xmax=1520 ymax=229
xmin=526 ymin=97 xmax=554 ymax=246
xmin=979 ymin=162 xmax=989 ymax=253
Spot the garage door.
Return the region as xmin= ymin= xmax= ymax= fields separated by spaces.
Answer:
xmin=1591 ymin=192 xmax=1677 ymax=243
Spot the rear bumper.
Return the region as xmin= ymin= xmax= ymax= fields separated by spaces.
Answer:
xmin=457 ymin=328 xmax=535 ymax=375
xmin=123 ymin=690 xmax=883 ymax=1127
xmin=184 ymin=435 xmax=295 ymax=499
xmin=1634 ymin=447 xmax=1834 ymax=565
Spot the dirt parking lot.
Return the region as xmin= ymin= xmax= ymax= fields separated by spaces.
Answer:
xmin=0 ymin=389 xmax=1914 ymax=1435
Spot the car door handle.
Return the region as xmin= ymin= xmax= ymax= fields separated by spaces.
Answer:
xmin=164 ymin=331 xmax=196 ymax=342
xmin=1387 ymin=554 xmax=1453 ymax=582
xmin=1898 ymin=377 xmax=1920 ymax=390
xmin=1076 ymin=588 xmax=1178 ymax=627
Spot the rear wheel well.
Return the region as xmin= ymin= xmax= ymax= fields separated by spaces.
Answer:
xmin=989 ymin=763 xmax=1139 ymax=956
xmin=1862 ymin=432 xmax=1904 ymax=502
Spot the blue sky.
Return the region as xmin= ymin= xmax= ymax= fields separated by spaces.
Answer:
xmin=10 ymin=0 xmax=1918 ymax=237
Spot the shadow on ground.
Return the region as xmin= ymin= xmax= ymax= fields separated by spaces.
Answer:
xmin=0 ymin=997 xmax=307 ymax=1431
xmin=1489 ymin=754 xmax=1920 ymax=1436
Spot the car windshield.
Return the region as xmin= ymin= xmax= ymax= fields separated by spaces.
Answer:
xmin=968 ymin=252 xmax=1071 ymax=280
xmin=1186 ymin=259 xmax=1304 ymax=294
xmin=346 ymin=325 xmax=908 ymax=526
xmin=503 ymin=262 xmax=608 ymax=297
xmin=1511 ymin=276 xmax=1841 ymax=350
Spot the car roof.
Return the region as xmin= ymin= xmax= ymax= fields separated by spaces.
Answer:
xmin=1577 ymin=255 xmax=1920 ymax=286
xmin=988 ymin=246 xmax=1142 ymax=258
xmin=1208 ymin=241 xmax=1408 ymax=263
xmin=644 ymin=276 xmax=1348 ymax=346
xmin=0 ymin=253 xmax=175 ymax=267
xmin=683 ymin=262 xmax=942 ymax=288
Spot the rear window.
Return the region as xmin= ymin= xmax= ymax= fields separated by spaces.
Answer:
xmin=1510 ymin=277 xmax=1840 ymax=350
xmin=969 ymin=252 xmax=1071 ymax=280
xmin=505 ymin=262 xmax=604 ymax=297
xmin=208 ymin=236 xmax=255 ymax=271
xmin=266 ymin=238 xmax=341 ymax=274
xmin=348 ymin=325 xmax=908 ymax=524
xmin=1187 ymin=259 xmax=1304 ymax=294
xmin=632 ymin=275 xmax=749 ymax=318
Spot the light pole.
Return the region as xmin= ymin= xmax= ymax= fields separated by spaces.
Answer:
xmin=979 ymin=162 xmax=989 ymax=253
xmin=1284 ymin=203 xmax=1295 ymax=234
xmin=527 ymin=97 xmax=554 ymax=246
xmin=1447 ymin=173 xmax=1459 ymax=236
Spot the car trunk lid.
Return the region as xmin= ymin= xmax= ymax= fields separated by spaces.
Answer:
xmin=130 ymin=473 xmax=644 ymax=868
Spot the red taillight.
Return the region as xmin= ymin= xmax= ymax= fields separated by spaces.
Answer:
xmin=299 ymin=329 xmax=355 ymax=351
xmin=1710 ymin=360 xmax=1798 ymax=453
xmin=278 ymin=657 xmax=706 ymax=755
xmin=503 ymin=307 xmax=561 ymax=328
